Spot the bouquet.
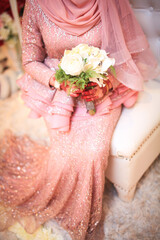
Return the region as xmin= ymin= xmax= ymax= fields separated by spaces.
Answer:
xmin=55 ymin=44 xmax=115 ymax=115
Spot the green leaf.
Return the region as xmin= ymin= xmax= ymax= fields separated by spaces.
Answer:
xmin=83 ymin=58 xmax=87 ymax=63
xmin=109 ymin=65 xmax=116 ymax=78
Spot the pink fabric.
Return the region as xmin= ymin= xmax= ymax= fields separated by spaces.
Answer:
xmin=37 ymin=0 xmax=100 ymax=36
xmin=0 ymin=107 xmax=122 ymax=239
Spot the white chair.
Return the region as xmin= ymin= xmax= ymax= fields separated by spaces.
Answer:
xmin=105 ymin=79 xmax=160 ymax=202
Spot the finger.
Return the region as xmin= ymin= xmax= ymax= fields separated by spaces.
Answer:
xmin=60 ymin=82 xmax=66 ymax=90
xmin=73 ymin=89 xmax=83 ymax=94
xmin=81 ymin=94 xmax=95 ymax=100
xmin=69 ymin=85 xmax=84 ymax=93
xmin=85 ymin=98 xmax=96 ymax=102
xmin=49 ymin=79 xmax=55 ymax=86
xmin=70 ymin=93 xmax=80 ymax=97
xmin=87 ymin=82 xmax=98 ymax=87
xmin=82 ymin=89 xmax=96 ymax=96
xmin=85 ymin=96 xmax=99 ymax=102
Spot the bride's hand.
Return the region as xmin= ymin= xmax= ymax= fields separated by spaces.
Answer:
xmin=49 ymin=76 xmax=82 ymax=97
xmin=81 ymin=82 xmax=106 ymax=102
xmin=49 ymin=73 xmax=61 ymax=90
xmin=81 ymin=80 xmax=113 ymax=102
xmin=60 ymin=82 xmax=83 ymax=97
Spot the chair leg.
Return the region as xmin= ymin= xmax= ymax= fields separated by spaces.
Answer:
xmin=113 ymin=184 xmax=137 ymax=202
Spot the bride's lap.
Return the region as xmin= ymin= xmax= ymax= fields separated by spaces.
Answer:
xmin=42 ymin=106 xmax=122 ymax=239
xmin=44 ymin=106 xmax=122 ymax=170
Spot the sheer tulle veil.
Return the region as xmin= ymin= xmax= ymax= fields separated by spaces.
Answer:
xmin=98 ymin=0 xmax=159 ymax=90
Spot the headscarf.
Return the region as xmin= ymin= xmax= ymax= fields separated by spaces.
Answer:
xmin=37 ymin=0 xmax=100 ymax=36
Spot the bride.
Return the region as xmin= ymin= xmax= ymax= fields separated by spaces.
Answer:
xmin=0 ymin=0 xmax=158 ymax=239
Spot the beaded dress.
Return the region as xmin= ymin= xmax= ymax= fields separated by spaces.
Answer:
xmin=0 ymin=0 xmax=158 ymax=239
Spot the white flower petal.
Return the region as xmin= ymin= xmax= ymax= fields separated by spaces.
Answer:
xmin=61 ymin=53 xmax=84 ymax=76
xmin=101 ymin=57 xmax=115 ymax=72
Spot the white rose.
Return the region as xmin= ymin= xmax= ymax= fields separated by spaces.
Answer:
xmin=101 ymin=57 xmax=115 ymax=72
xmin=72 ymin=44 xmax=90 ymax=59
xmin=90 ymin=46 xmax=100 ymax=57
xmin=61 ymin=53 xmax=84 ymax=76
xmin=84 ymin=55 xmax=100 ymax=71
xmin=97 ymin=49 xmax=107 ymax=61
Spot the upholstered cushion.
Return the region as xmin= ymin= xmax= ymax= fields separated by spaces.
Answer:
xmin=110 ymin=79 xmax=160 ymax=158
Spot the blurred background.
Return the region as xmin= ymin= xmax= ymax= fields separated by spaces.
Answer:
xmin=0 ymin=0 xmax=160 ymax=100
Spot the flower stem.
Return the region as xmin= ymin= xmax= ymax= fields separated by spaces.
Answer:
xmin=85 ymin=101 xmax=96 ymax=115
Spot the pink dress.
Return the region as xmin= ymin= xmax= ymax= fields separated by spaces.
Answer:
xmin=0 ymin=0 xmax=157 ymax=239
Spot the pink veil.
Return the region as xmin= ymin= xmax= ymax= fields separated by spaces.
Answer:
xmin=98 ymin=0 xmax=159 ymax=90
